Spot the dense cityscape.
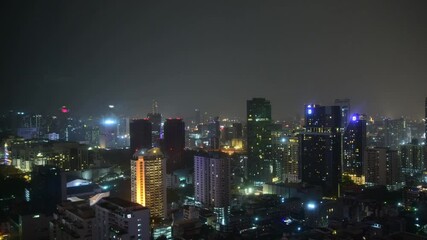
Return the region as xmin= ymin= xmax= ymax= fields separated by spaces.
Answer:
xmin=2 ymin=1 xmax=427 ymax=239
xmin=0 ymin=98 xmax=426 ymax=239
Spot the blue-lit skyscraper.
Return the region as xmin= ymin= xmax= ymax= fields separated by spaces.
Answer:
xmin=299 ymin=104 xmax=342 ymax=196
xmin=246 ymin=98 xmax=272 ymax=183
xmin=343 ymin=113 xmax=367 ymax=185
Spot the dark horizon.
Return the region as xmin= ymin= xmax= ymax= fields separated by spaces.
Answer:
xmin=2 ymin=1 xmax=427 ymax=120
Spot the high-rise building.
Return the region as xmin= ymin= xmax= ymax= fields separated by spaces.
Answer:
xmin=131 ymin=147 xmax=166 ymax=219
xmin=384 ymin=118 xmax=410 ymax=149
xmin=58 ymin=106 xmax=71 ymax=141
xmin=400 ymin=139 xmax=424 ymax=181
xmin=130 ymin=119 xmax=152 ymax=154
xmin=31 ymin=165 xmax=66 ymax=214
xmin=208 ymin=117 xmax=220 ymax=149
xmin=425 ymin=98 xmax=427 ymax=144
xmin=283 ymin=136 xmax=300 ymax=183
xmin=342 ymin=114 xmax=367 ymax=185
xmin=163 ymin=118 xmax=185 ymax=173
xmin=365 ymin=147 xmax=401 ymax=189
xmin=147 ymin=100 xmax=162 ymax=147
xmin=95 ymin=198 xmax=150 ymax=240
xmin=271 ymin=124 xmax=286 ymax=182
xmin=246 ymin=98 xmax=272 ymax=183
xmin=99 ymin=117 xmax=119 ymax=149
xmin=194 ymin=109 xmax=201 ymax=126
xmin=194 ymin=152 xmax=230 ymax=208
xmin=334 ymin=99 xmax=350 ymax=129
xmin=232 ymin=123 xmax=243 ymax=139
xmin=299 ymin=104 xmax=342 ymax=196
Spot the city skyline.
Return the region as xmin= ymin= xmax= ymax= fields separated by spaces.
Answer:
xmin=2 ymin=1 xmax=427 ymax=119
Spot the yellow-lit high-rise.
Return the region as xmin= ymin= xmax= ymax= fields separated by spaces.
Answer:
xmin=131 ymin=147 xmax=166 ymax=219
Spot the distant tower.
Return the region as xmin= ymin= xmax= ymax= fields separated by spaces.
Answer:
xmin=365 ymin=147 xmax=401 ymax=188
xmin=208 ymin=117 xmax=220 ymax=149
xmin=425 ymin=97 xmax=427 ymax=145
xmin=246 ymin=98 xmax=272 ymax=183
xmin=400 ymin=139 xmax=424 ymax=182
xmin=384 ymin=118 xmax=409 ymax=149
xmin=283 ymin=136 xmax=300 ymax=183
xmin=343 ymin=114 xmax=367 ymax=185
xmin=163 ymin=118 xmax=185 ymax=173
xmin=152 ymin=100 xmax=158 ymax=114
xmin=147 ymin=100 xmax=162 ymax=147
xmin=194 ymin=109 xmax=201 ymax=126
xmin=58 ymin=106 xmax=70 ymax=141
xmin=131 ymin=148 xmax=166 ymax=218
xmin=334 ymin=99 xmax=350 ymax=129
xmin=130 ymin=119 xmax=152 ymax=154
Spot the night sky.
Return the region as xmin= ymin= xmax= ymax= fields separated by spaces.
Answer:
xmin=2 ymin=1 xmax=427 ymax=119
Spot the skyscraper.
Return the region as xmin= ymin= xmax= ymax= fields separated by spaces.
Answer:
xmin=283 ymin=136 xmax=300 ymax=183
xmin=194 ymin=152 xmax=230 ymax=208
xmin=130 ymin=119 xmax=152 ymax=154
xmin=147 ymin=101 xmax=162 ymax=147
xmin=246 ymin=98 xmax=272 ymax=183
xmin=299 ymin=104 xmax=342 ymax=196
xmin=208 ymin=117 xmax=220 ymax=149
xmin=31 ymin=165 xmax=66 ymax=214
xmin=342 ymin=113 xmax=367 ymax=185
xmin=232 ymin=123 xmax=243 ymax=139
xmin=384 ymin=118 xmax=410 ymax=149
xmin=400 ymin=139 xmax=424 ymax=181
xmin=271 ymin=123 xmax=286 ymax=182
xmin=163 ymin=118 xmax=185 ymax=173
xmin=334 ymin=99 xmax=350 ymax=129
xmin=131 ymin=148 xmax=166 ymax=219
xmin=365 ymin=147 xmax=401 ymax=189
xmin=425 ymin=97 xmax=427 ymax=145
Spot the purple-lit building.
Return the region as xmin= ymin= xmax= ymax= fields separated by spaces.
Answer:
xmin=343 ymin=114 xmax=367 ymax=185
xmin=299 ymin=104 xmax=342 ymax=196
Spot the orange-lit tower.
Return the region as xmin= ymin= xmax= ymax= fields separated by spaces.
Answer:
xmin=131 ymin=147 xmax=166 ymax=219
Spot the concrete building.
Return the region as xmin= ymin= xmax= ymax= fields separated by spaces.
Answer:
xmin=50 ymin=201 xmax=95 ymax=240
xmin=246 ymin=98 xmax=272 ymax=183
xmin=131 ymin=147 xmax=166 ymax=219
xmin=95 ymin=198 xmax=150 ymax=240
xmin=365 ymin=147 xmax=402 ymax=189
xmin=194 ymin=152 xmax=230 ymax=208
xmin=283 ymin=136 xmax=300 ymax=183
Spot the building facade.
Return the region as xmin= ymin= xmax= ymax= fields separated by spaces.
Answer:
xmin=246 ymin=98 xmax=272 ymax=183
xmin=343 ymin=114 xmax=367 ymax=185
xmin=131 ymin=148 xmax=166 ymax=219
xmin=299 ymin=104 xmax=342 ymax=196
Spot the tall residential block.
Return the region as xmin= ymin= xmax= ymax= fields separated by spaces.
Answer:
xmin=299 ymin=104 xmax=342 ymax=196
xmin=194 ymin=152 xmax=230 ymax=208
xmin=246 ymin=98 xmax=272 ymax=183
xmin=343 ymin=114 xmax=367 ymax=185
xmin=131 ymin=148 xmax=166 ymax=218
xmin=130 ymin=119 xmax=152 ymax=154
